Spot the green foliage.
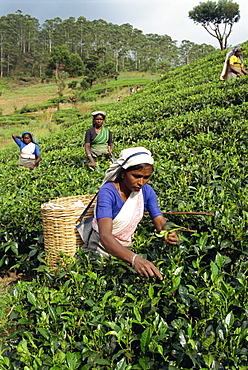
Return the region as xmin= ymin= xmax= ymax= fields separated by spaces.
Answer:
xmin=53 ymin=109 xmax=85 ymax=128
xmin=189 ymin=0 xmax=240 ymax=49
xmin=0 ymin=43 xmax=248 ymax=369
xmin=0 ymin=113 xmax=38 ymax=126
xmin=0 ymin=12 xmax=216 ymax=78
xmin=66 ymin=53 xmax=84 ymax=77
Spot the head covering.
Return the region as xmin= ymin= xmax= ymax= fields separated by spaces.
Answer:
xmin=231 ymin=45 xmax=244 ymax=63
xmin=92 ymin=111 xmax=106 ymax=118
xmin=102 ymin=147 xmax=154 ymax=184
xmin=22 ymin=131 xmax=38 ymax=144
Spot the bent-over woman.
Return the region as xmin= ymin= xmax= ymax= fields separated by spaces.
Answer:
xmin=85 ymin=111 xmax=113 ymax=168
xmin=12 ymin=131 xmax=41 ymax=170
xmin=80 ymin=147 xmax=178 ymax=279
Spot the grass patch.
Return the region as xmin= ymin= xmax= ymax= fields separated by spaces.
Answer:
xmin=0 ymin=72 xmax=160 ymax=148
xmin=0 ymin=115 xmax=61 ymax=149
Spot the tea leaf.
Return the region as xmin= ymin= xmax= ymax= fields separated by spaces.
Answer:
xmin=140 ymin=327 xmax=152 ymax=353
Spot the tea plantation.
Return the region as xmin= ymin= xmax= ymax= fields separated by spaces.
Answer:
xmin=0 ymin=43 xmax=247 ymax=369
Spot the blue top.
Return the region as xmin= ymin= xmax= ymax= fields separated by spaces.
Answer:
xmin=14 ymin=138 xmax=41 ymax=155
xmin=96 ymin=182 xmax=162 ymax=221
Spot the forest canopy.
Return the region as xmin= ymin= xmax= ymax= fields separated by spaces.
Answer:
xmin=0 ymin=10 xmax=216 ymax=78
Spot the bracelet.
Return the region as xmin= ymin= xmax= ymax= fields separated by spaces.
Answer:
xmin=131 ymin=254 xmax=138 ymax=268
xmin=87 ymin=154 xmax=92 ymax=157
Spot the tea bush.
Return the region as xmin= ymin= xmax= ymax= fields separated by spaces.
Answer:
xmin=0 ymin=42 xmax=248 ymax=369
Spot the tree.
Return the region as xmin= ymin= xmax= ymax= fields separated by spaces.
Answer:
xmin=178 ymin=40 xmax=215 ymax=65
xmin=46 ymin=44 xmax=70 ymax=78
xmin=66 ymin=53 xmax=84 ymax=77
xmin=188 ymin=0 xmax=240 ymax=50
xmin=97 ymin=61 xmax=118 ymax=92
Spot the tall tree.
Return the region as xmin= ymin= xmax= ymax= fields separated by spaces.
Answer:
xmin=66 ymin=53 xmax=84 ymax=77
xmin=46 ymin=44 xmax=70 ymax=78
xmin=40 ymin=18 xmax=63 ymax=52
xmin=84 ymin=54 xmax=100 ymax=87
xmin=0 ymin=15 xmax=19 ymax=76
xmin=178 ymin=40 xmax=215 ymax=65
xmin=188 ymin=0 xmax=240 ymax=50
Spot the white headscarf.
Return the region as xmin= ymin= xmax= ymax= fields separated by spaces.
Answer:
xmin=102 ymin=147 xmax=154 ymax=184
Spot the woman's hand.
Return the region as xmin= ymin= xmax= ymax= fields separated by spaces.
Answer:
xmin=29 ymin=163 xmax=35 ymax=170
xmin=133 ymin=255 xmax=163 ymax=280
xmin=89 ymin=158 xmax=96 ymax=168
xmin=153 ymin=215 xmax=179 ymax=245
xmin=164 ymin=230 xmax=178 ymax=245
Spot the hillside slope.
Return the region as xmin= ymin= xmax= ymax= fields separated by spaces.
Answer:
xmin=0 ymin=42 xmax=247 ymax=259
xmin=0 ymin=42 xmax=247 ymax=369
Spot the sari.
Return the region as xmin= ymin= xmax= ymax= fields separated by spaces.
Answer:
xmin=80 ymin=190 xmax=144 ymax=258
xmin=91 ymin=126 xmax=110 ymax=156
xmin=19 ymin=142 xmax=36 ymax=168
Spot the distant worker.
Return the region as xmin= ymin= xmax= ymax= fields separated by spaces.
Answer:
xmin=220 ymin=45 xmax=248 ymax=81
xmin=136 ymin=85 xmax=142 ymax=91
xmin=130 ymin=87 xmax=135 ymax=94
xmin=117 ymin=96 xmax=121 ymax=101
xmin=85 ymin=111 xmax=113 ymax=168
xmin=12 ymin=131 xmax=41 ymax=170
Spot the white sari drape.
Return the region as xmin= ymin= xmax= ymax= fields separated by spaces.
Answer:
xmin=20 ymin=142 xmax=36 ymax=159
xmin=92 ymin=190 xmax=144 ymax=246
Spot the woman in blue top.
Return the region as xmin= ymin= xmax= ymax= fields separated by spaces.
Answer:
xmin=12 ymin=131 xmax=41 ymax=170
xmin=81 ymin=147 xmax=178 ymax=280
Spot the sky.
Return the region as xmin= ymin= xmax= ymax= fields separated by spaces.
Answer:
xmin=1 ymin=0 xmax=247 ymax=48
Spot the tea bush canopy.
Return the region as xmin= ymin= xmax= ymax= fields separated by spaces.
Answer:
xmin=0 ymin=42 xmax=248 ymax=369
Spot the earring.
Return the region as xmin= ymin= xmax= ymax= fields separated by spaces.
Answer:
xmin=121 ymin=174 xmax=124 ymax=178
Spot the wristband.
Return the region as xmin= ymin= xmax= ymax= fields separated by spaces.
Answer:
xmin=87 ymin=154 xmax=92 ymax=157
xmin=131 ymin=254 xmax=138 ymax=268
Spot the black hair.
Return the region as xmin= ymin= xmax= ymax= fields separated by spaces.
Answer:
xmin=115 ymin=163 xmax=153 ymax=182
xmin=22 ymin=132 xmax=32 ymax=140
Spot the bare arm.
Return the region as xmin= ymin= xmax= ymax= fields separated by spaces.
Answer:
xmin=85 ymin=143 xmax=96 ymax=168
xmin=108 ymin=143 xmax=113 ymax=154
xmin=28 ymin=154 xmax=41 ymax=170
xmin=241 ymin=66 xmax=248 ymax=75
xmin=98 ymin=217 xmax=163 ymax=279
xmin=12 ymin=134 xmax=21 ymax=140
xmin=229 ymin=64 xmax=245 ymax=76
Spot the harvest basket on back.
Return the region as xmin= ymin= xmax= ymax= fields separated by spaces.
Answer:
xmin=41 ymin=194 xmax=96 ymax=268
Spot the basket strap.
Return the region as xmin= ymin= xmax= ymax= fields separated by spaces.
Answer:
xmin=78 ymin=151 xmax=150 ymax=222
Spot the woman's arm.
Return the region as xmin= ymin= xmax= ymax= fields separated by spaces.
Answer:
xmin=229 ymin=64 xmax=244 ymax=75
xmin=98 ymin=217 xmax=163 ymax=279
xmin=108 ymin=143 xmax=113 ymax=154
xmin=12 ymin=134 xmax=21 ymax=140
xmin=28 ymin=155 xmax=41 ymax=170
xmin=241 ymin=66 xmax=248 ymax=75
xmin=153 ymin=215 xmax=178 ymax=245
xmin=34 ymin=154 xmax=41 ymax=167
xmin=85 ymin=142 xmax=96 ymax=168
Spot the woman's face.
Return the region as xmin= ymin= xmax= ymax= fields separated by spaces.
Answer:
xmin=23 ymin=134 xmax=32 ymax=144
xmin=121 ymin=165 xmax=153 ymax=192
xmin=94 ymin=114 xmax=105 ymax=127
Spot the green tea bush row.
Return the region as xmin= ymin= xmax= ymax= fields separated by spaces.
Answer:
xmin=0 ymin=42 xmax=248 ymax=369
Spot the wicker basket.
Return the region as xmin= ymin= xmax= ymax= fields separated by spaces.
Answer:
xmin=41 ymin=194 xmax=96 ymax=268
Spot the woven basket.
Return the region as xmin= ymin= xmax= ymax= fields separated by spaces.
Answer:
xmin=41 ymin=194 xmax=96 ymax=268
